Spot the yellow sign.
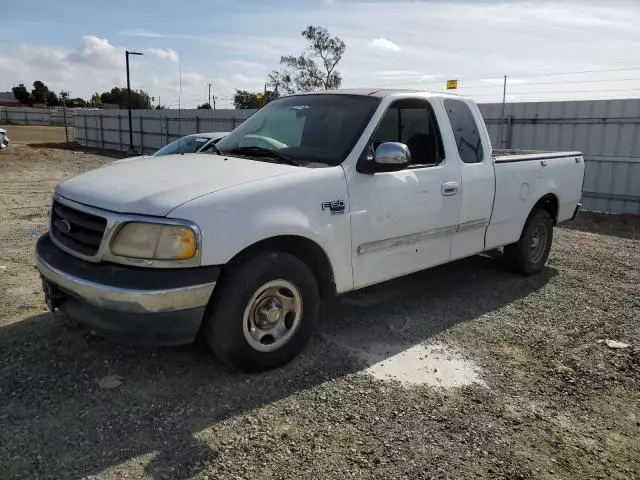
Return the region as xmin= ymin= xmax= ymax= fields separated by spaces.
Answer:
xmin=446 ymin=80 xmax=458 ymax=90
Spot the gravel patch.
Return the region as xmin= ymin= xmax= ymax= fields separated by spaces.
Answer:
xmin=0 ymin=141 xmax=639 ymax=480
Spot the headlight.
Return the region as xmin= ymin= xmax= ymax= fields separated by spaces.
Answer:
xmin=111 ymin=222 xmax=197 ymax=260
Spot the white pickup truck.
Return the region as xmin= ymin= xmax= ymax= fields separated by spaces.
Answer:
xmin=36 ymin=90 xmax=584 ymax=372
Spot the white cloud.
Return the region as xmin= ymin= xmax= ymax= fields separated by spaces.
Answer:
xmin=6 ymin=2 xmax=640 ymax=107
xmin=0 ymin=37 xmax=125 ymax=98
xmin=178 ymin=72 xmax=205 ymax=88
xmin=370 ymin=38 xmax=401 ymax=52
xmin=121 ymin=28 xmax=303 ymax=58
xmin=146 ymin=48 xmax=179 ymax=62
xmin=480 ymin=78 xmax=530 ymax=86
xmin=224 ymin=59 xmax=266 ymax=70
xmin=66 ymin=36 xmax=123 ymax=69
xmin=0 ymin=36 xmax=204 ymax=107
xmin=232 ymin=73 xmax=265 ymax=85
xmin=373 ymin=70 xmax=421 ymax=78
xmin=371 ymin=71 xmax=440 ymax=82
xmin=120 ymin=28 xmax=167 ymax=38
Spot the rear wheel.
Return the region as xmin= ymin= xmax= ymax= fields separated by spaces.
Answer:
xmin=504 ymin=208 xmax=553 ymax=275
xmin=202 ymin=252 xmax=319 ymax=372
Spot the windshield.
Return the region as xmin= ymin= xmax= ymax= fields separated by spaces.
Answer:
xmin=216 ymin=94 xmax=380 ymax=166
xmin=153 ymin=136 xmax=211 ymax=156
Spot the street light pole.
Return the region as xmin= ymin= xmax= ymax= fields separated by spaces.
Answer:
xmin=125 ymin=50 xmax=143 ymax=153
xmin=60 ymin=91 xmax=69 ymax=143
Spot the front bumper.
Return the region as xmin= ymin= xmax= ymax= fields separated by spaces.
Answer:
xmin=35 ymin=234 xmax=219 ymax=345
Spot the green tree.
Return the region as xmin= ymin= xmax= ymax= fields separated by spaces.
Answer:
xmin=98 ymin=87 xmax=151 ymax=109
xmin=12 ymin=84 xmax=32 ymax=105
xmin=197 ymin=103 xmax=212 ymax=109
xmin=269 ymin=25 xmax=346 ymax=93
xmin=70 ymin=98 xmax=87 ymax=107
xmin=46 ymin=91 xmax=60 ymax=107
xmin=90 ymin=93 xmax=102 ymax=107
xmin=31 ymin=80 xmax=50 ymax=104
xmin=233 ymin=90 xmax=279 ymax=109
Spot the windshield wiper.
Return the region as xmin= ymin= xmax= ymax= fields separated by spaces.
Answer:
xmin=209 ymin=142 xmax=223 ymax=155
xmin=226 ymin=146 xmax=301 ymax=166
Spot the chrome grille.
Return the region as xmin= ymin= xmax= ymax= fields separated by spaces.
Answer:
xmin=50 ymin=200 xmax=107 ymax=256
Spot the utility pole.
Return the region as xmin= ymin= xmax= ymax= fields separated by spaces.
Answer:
xmin=208 ymin=82 xmax=212 ymax=107
xmin=125 ymin=50 xmax=144 ymax=153
xmin=499 ymin=74 xmax=507 ymax=149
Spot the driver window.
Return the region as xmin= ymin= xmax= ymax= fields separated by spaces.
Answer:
xmin=371 ymin=99 xmax=444 ymax=167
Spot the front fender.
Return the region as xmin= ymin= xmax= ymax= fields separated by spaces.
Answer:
xmin=168 ymin=166 xmax=354 ymax=293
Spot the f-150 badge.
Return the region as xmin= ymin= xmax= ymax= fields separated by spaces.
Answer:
xmin=321 ymin=200 xmax=345 ymax=215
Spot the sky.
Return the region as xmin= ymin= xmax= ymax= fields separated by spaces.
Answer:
xmin=2 ymin=0 xmax=640 ymax=108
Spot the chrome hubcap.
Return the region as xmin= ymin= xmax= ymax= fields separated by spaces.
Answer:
xmin=243 ymin=280 xmax=303 ymax=353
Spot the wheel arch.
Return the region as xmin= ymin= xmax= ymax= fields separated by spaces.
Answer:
xmin=532 ymin=193 xmax=559 ymax=225
xmin=227 ymin=235 xmax=336 ymax=299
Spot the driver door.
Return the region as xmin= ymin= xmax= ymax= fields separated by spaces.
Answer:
xmin=347 ymin=98 xmax=462 ymax=289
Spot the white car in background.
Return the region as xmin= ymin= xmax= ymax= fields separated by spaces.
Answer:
xmin=0 ymin=128 xmax=9 ymax=148
xmin=106 ymin=132 xmax=230 ymax=167
xmin=152 ymin=132 xmax=228 ymax=156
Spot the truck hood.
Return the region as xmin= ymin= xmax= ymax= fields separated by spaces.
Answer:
xmin=56 ymin=153 xmax=299 ymax=216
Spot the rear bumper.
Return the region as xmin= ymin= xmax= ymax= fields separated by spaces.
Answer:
xmin=35 ymin=234 xmax=219 ymax=345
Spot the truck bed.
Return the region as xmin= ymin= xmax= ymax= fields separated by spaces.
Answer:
xmin=493 ymin=150 xmax=582 ymax=163
xmin=485 ymin=148 xmax=585 ymax=251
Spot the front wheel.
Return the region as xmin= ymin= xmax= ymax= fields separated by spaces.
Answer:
xmin=202 ymin=252 xmax=319 ymax=372
xmin=504 ymin=208 xmax=553 ymax=275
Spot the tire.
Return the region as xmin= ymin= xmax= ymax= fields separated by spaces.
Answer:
xmin=202 ymin=251 xmax=319 ymax=372
xmin=504 ymin=208 xmax=553 ymax=275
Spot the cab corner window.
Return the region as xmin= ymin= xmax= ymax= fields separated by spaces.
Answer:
xmin=371 ymin=99 xmax=444 ymax=167
xmin=444 ymin=99 xmax=484 ymax=163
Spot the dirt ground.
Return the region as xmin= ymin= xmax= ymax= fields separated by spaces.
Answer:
xmin=1 ymin=124 xmax=73 ymax=144
xmin=0 ymin=139 xmax=638 ymax=480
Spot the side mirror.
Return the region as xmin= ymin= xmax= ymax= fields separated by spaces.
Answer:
xmin=357 ymin=142 xmax=411 ymax=174
xmin=374 ymin=142 xmax=411 ymax=167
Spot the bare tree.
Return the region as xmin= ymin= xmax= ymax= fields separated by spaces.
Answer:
xmin=269 ymin=26 xmax=346 ymax=93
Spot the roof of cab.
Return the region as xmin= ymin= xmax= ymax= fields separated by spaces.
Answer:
xmin=290 ymin=88 xmax=464 ymax=99
xmin=292 ymin=88 xmax=418 ymax=97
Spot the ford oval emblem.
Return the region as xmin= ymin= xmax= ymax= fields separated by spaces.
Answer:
xmin=54 ymin=219 xmax=71 ymax=234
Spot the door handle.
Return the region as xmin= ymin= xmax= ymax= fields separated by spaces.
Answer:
xmin=441 ymin=181 xmax=460 ymax=196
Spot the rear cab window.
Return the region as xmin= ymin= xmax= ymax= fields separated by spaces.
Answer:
xmin=444 ymin=99 xmax=484 ymax=163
